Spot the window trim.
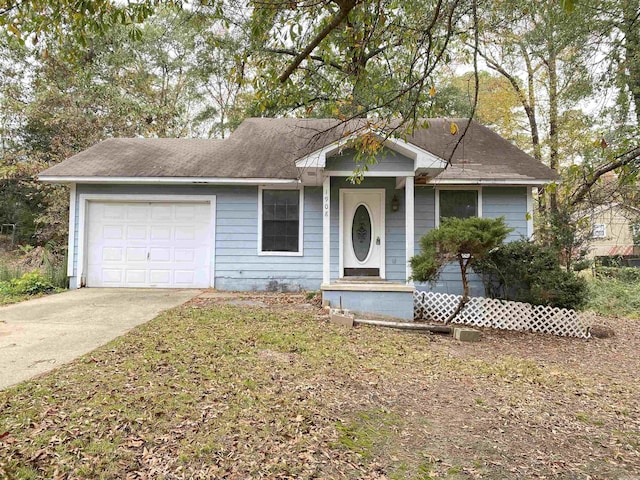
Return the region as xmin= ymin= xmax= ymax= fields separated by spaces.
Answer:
xmin=592 ymin=223 xmax=606 ymax=239
xmin=435 ymin=186 xmax=483 ymax=227
xmin=258 ymin=186 xmax=304 ymax=256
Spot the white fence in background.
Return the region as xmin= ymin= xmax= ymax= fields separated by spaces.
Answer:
xmin=414 ymin=291 xmax=592 ymax=339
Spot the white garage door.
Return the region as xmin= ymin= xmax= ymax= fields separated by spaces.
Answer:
xmin=86 ymin=201 xmax=213 ymax=288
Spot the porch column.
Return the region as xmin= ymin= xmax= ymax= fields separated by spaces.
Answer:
xmin=405 ymin=176 xmax=414 ymax=284
xmin=322 ymin=176 xmax=331 ymax=284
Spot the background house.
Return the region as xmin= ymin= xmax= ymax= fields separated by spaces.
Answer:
xmin=587 ymin=203 xmax=640 ymax=262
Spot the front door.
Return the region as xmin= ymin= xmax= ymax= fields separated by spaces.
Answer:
xmin=341 ymin=189 xmax=385 ymax=277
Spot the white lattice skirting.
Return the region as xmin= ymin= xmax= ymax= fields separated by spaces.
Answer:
xmin=414 ymin=291 xmax=592 ymax=339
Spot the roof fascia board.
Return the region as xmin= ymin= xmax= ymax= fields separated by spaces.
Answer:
xmin=426 ymin=179 xmax=555 ymax=186
xmin=38 ymin=176 xmax=300 ymax=185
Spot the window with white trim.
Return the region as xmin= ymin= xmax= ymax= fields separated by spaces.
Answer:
xmin=592 ymin=223 xmax=606 ymax=239
xmin=260 ymin=189 xmax=302 ymax=253
xmin=439 ymin=190 xmax=478 ymax=221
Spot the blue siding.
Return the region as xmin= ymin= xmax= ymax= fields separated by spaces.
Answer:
xmin=414 ymin=186 xmax=435 ymax=249
xmin=70 ymin=182 xmax=529 ymax=296
xmin=413 ymin=186 xmax=528 ymax=296
xmin=483 ymin=187 xmax=528 ymax=240
xmin=73 ymin=184 xmax=322 ymax=291
xmin=326 ymin=148 xmax=414 ymax=173
xmin=330 ymin=177 xmax=406 ymax=282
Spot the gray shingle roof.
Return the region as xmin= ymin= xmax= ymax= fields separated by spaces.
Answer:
xmin=39 ymin=118 xmax=558 ymax=183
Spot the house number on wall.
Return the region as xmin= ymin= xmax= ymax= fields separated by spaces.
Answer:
xmin=323 ymin=186 xmax=330 ymax=217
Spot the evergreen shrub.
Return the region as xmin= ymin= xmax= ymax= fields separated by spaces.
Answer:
xmin=474 ymin=240 xmax=588 ymax=310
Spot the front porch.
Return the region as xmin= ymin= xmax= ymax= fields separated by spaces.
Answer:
xmin=321 ymin=279 xmax=415 ymax=321
xmin=296 ymin=135 xmax=447 ymax=321
xmin=319 ymin=174 xmax=418 ymax=321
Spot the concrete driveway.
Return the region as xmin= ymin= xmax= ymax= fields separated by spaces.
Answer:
xmin=0 ymin=288 xmax=200 ymax=390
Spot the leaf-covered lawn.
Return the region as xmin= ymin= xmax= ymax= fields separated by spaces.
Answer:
xmin=1 ymin=294 xmax=638 ymax=479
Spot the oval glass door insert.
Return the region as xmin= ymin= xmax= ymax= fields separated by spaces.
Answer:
xmin=352 ymin=205 xmax=372 ymax=262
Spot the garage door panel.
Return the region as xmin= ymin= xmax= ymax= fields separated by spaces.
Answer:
xmin=175 ymin=249 xmax=195 ymax=262
xmin=151 ymin=204 xmax=172 ymax=220
xmin=175 ymin=204 xmax=197 ymax=220
xmin=127 ymin=204 xmax=149 ymax=220
xmin=126 ymin=225 xmax=147 ymax=240
xmin=194 ymin=204 xmax=211 ymax=221
xmin=125 ymin=270 xmax=147 ymax=284
xmin=102 ymin=226 xmax=124 ymax=239
xmin=103 ymin=269 xmax=124 ymax=283
xmin=126 ymin=247 xmax=147 ymax=261
xmin=102 ymin=247 xmax=124 ymax=262
xmin=149 ymin=270 xmax=171 ymax=285
xmin=175 ymin=227 xmax=195 ymax=241
xmin=86 ymin=201 xmax=213 ymax=288
xmin=103 ymin=204 xmax=126 ymax=219
xmin=149 ymin=248 xmax=171 ymax=262
xmin=174 ymin=270 xmax=195 ymax=285
xmin=150 ymin=226 xmax=172 ymax=241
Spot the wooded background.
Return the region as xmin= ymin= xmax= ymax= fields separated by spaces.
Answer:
xmin=0 ymin=0 xmax=638 ymax=269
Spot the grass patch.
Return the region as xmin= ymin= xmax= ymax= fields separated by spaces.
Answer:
xmin=0 ymin=292 xmax=32 ymax=306
xmin=585 ymin=277 xmax=640 ymax=318
xmin=336 ymin=408 xmax=402 ymax=459
xmin=0 ymin=301 xmax=638 ymax=478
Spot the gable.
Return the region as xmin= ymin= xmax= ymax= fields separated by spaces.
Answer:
xmin=325 ymin=148 xmax=414 ymax=173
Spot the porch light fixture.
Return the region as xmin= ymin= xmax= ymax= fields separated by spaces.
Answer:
xmin=391 ymin=194 xmax=400 ymax=212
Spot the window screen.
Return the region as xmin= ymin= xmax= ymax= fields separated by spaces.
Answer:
xmin=262 ymin=190 xmax=300 ymax=252
xmin=439 ymin=190 xmax=478 ymax=220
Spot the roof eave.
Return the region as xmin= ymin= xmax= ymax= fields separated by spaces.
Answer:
xmin=427 ymin=178 xmax=558 ymax=186
xmin=38 ymin=176 xmax=300 ymax=185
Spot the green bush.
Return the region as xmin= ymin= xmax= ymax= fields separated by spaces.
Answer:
xmin=586 ymin=278 xmax=640 ymax=318
xmin=474 ymin=240 xmax=588 ymax=310
xmin=595 ymin=266 xmax=640 ymax=283
xmin=0 ymin=271 xmax=56 ymax=296
xmin=0 ymin=263 xmax=24 ymax=283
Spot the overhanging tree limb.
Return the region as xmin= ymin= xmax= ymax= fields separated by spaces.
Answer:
xmin=569 ymin=146 xmax=640 ymax=207
xmin=264 ymin=47 xmax=345 ymax=72
xmin=278 ymin=0 xmax=358 ymax=83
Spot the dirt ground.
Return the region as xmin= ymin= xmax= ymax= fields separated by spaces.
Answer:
xmin=190 ymin=292 xmax=640 ymax=479
xmin=1 ymin=290 xmax=638 ymax=479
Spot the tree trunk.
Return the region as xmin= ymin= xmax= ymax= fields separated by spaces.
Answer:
xmin=522 ymin=47 xmax=542 ymax=163
xmin=444 ymin=254 xmax=470 ymax=324
xmin=521 ymin=47 xmax=547 ymax=217
xmin=622 ymin=0 xmax=640 ymax=125
xmin=548 ymin=36 xmax=559 ymax=214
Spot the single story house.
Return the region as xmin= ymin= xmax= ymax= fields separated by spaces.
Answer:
xmin=39 ymin=118 xmax=558 ymax=320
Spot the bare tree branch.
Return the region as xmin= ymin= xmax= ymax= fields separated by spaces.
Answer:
xmin=278 ymin=0 xmax=358 ymax=83
xmin=570 ymin=146 xmax=640 ymax=207
xmin=264 ymin=47 xmax=345 ymax=72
